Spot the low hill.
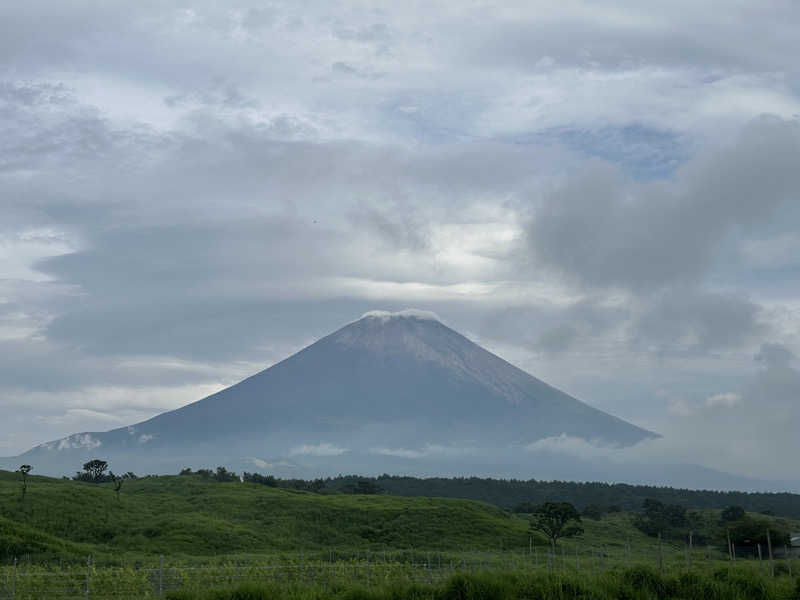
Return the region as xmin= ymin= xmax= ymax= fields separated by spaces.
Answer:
xmin=0 ymin=469 xmax=532 ymax=560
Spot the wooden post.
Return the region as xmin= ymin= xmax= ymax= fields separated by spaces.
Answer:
xmin=529 ymin=536 xmax=532 ymax=557
xmin=767 ymin=529 xmax=774 ymax=577
xmin=658 ymin=533 xmax=663 ymax=571
xmin=727 ymin=529 xmax=733 ymax=561
xmin=159 ymin=555 xmax=163 ymax=597
xmin=786 ymin=546 xmax=792 ymax=578
xmin=12 ymin=557 xmax=16 ymax=600
xmin=86 ymin=555 xmax=91 ymax=600
xmin=758 ymin=543 xmax=763 ymax=572
xmin=427 ymin=553 xmax=431 ymax=584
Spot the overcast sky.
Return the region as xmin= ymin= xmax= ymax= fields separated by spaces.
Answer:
xmin=2 ymin=1 xmax=800 ymax=482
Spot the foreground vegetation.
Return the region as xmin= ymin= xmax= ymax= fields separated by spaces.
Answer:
xmin=162 ymin=567 xmax=800 ymax=600
xmin=3 ymin=468 xmax=800 ymax=597
xmin=3 ymin=562 xmax=799 ymax=599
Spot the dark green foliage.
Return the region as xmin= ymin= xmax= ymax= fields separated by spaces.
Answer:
xmin=582 ymin=505 xmax=608 ymax=520
xmin=721 ymin=506 xmax=746 ymax=522
xmin=634 ymin=499 xmax=688 ymax=538
xmin=529 ymin=502 xmax=583 ymax=547
xmin=622 ymin=565 xmax=671 ymax=599
xmin=74 ymin=459 xmax=114 ymax=483
xmin=341 ymin=479 xmax=384 ymax=495
xmin=159 ymin=568 xmax=795 ymax=600
xmin=724 ymin=516 xmax=790 ymax=550
xmin=361 ymin=475 xmax=800 ymax=519
xmin=440 ymin=572 xmax=510 ymax=600
xmin=215 ymin=467 xmax=239 ymax=482
xmin=242 ymin=473 xmax=277 ymax=487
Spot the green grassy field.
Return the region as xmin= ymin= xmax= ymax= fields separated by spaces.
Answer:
xmin=1 ymin=470 xmax=534 ymax=559
xmin=2 ymin=470 xmax=799 ymax=598
xmin=3 ymin=469 xmax=769 ymax=562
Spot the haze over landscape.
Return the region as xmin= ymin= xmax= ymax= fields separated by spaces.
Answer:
xmin=3 ymin=1 xmax=800 ymax=491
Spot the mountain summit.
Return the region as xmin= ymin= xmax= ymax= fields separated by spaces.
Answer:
xmin=7 ymin=310 xmax=657 ymax=476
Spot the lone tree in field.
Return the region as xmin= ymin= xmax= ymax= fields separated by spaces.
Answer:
xmin=530 ymin=501 xmax=583 ymax=549
xmin=17 ymin=464 xmax=32 ymax=500
xmin=75 ymin=459 xmax=111 ymax=483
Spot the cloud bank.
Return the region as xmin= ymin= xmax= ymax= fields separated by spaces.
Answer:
xmin=1 ymin=1 xmax=800 ymax=484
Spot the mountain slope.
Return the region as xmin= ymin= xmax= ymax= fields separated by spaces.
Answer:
xmin=6 ymin=310 xmax=656 ymax=476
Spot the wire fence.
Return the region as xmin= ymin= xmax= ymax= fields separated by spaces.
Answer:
xmin=1 ymin=544 xmax=795 ymax=599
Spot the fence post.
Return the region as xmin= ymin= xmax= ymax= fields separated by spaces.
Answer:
xmin=767 ymin=529 xmax=774 ymax=577
xmin=12 ymin=557 xmax=16 ymax=600
xmin=658 ymin=533 xmax=663 ymax=572
xmin=85 ymin=555 xmax=91 ymax=600
xmin=626 ymin=537 xmax=631 ymax=568
xmin=367 ymin=550 xmax=371 ymax=588
xmin=159 ymin=555 xmax=164 ymax=597
xmin=786 ymin=546 xmax=792 ymax=577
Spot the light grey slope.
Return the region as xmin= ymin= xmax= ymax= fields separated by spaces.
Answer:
xmin=8 ymin=311 xmax=657 ymax=475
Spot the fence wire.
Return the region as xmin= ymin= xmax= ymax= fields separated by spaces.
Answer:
xmin=1 ymin=544 xmax=794 ymax=599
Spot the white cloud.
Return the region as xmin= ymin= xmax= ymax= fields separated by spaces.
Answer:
xmin=52 ymin=433 xmax=102 ymax=451
xmin=371 ymin=444 xmax=475 ymax=459
xmin=704 ymin=392 xmax=741 ymax=409
xmin=289 ymin=443 xmax=348 ymax=457
xmin=372 ymin=447 xmax=428 ymax=458
xmin=525 ymin=434 xmax=625 ymax=460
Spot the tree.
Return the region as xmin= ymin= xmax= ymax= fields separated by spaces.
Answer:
xmin=721 ymin=506 xmax=746 ymax=522
xmin=725 ymin=516 xmax=790 ymax=551
xmin=214 ymin=466 xmax=238 ymax=482
xmin=17 ymin=465 xmax=32 ymax=501
xmin=84 ymin=459 xmax=109 ymax=481
xmin=530 ymin=502 xmax=583 ymax=549
xmin=634 ymin=499 xmax=688 ymax=538
xmin=243 ymin=472 xmax=278 ymax=487
xmin=110 ymin=472 xmax=127 ymax=501
xmin=582 ymin=504 xmax=607 ymax=520
xmin=74 ymin=459 xmax=111 ymax=483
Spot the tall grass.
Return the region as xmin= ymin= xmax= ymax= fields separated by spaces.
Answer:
xmin=162 ymin=566 xmax=795 ymax=600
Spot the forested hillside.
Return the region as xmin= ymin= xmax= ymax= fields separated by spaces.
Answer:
xmin=324 ymin=475 xmax=800 ymax=518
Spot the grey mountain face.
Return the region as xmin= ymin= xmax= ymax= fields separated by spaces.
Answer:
xmin=7 ymin=310 xmax=660 ymax=478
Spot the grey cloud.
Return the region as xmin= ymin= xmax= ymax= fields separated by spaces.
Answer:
xmin=536 ymin=324 xmax=579 ymax=356
xmin=2 ymin=0 xmax=800 ymax=476
xmin=460 ymin=3 xmax=799 ymax=74
xmin=529 ymin=116 xmax=800 ymax=291
xmin=633 ymin=289 xmax=765 ymax=353
xmin=756 ymin=342 xmax=795 ymax=370
xmin=474 ymin=298 xmax=629 ymax=357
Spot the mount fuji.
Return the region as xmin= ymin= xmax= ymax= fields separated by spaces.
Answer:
xmin=6 ymin=310 xmax=662 ymax=478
